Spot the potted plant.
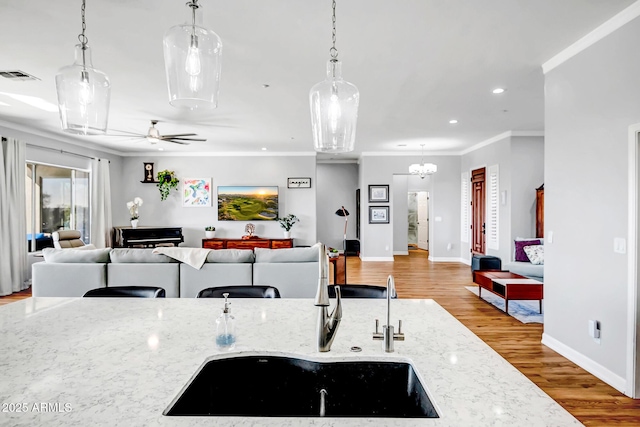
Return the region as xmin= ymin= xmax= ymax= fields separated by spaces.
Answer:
xmin=126 ymin=197 xmax=143 ymax=228
xmin=157 ymin=170 xmax=179 ymax=201
xmin=205 ymin=226 xmax=216 ymax=239
xmin=276 ymin=214 xmax=299 ymax=238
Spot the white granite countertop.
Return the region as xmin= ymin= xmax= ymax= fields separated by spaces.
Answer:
xmin=0 ymin=297 xmax=581 ymax=426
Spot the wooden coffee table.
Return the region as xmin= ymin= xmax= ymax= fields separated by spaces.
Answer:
xmin=472 ymin=270 xmax=543 ymax=314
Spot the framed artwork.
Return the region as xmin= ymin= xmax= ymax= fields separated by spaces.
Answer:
xmin=369 ymin=206 xmax=390 ymax=224
xmin=368 ymin=185 xmax=389 ymax=203
xmin=183 ymin=178 xmax=212 ymax=207
xmin=287 ymin=177 xmax=311 ymax=188
xmin=218 ymin=186 xmax=279 ymax=220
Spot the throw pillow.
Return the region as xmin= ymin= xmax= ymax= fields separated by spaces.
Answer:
xmin=523 ymin=245 xmax=544 ymax=265
xmin=514 ymin=239 xmax=541 ymax=262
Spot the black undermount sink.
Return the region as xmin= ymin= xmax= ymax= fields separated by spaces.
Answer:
xmin=164 ymin=354 xmax=439 ymax=418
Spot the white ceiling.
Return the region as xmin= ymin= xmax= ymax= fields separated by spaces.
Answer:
xmin=0 ymin=0 xmax=635 ymax=159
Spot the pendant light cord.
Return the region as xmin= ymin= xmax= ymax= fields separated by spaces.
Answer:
xmin=330 ymin=0 xmax=338 ymax=60
xmin=78 ymin=0 xmax=88 ymax=68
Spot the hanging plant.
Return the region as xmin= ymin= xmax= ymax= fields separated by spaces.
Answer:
xmin=156 ymin=170 xmax=179 ymax=201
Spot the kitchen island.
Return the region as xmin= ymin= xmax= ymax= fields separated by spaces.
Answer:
xmin=0 ymin=297 xmax=581 ymax=426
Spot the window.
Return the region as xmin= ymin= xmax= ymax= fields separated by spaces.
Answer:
xmin=486 ymin=165 xmax=499 ymax=250
xmin=26 ymin=163 xmax=90 ymax=252
xmin=460 ymin=172 xmax=469 ymax=243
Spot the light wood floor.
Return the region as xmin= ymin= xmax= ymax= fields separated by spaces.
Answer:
xmin=2 ymin=251 xmax=639 ymax=425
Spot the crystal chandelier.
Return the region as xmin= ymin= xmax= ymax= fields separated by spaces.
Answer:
xmin=409 ymin=144 xmax=438 ymax=178
xmin=55 ymin=0 xmax=110 ymax=135
xmin=163 ymin=0 xmax=222 ymax=110
xmin=309 ymin=0 xmax=359 ymax=153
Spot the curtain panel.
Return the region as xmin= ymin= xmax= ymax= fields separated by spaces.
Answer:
xmin=0 ymin=137 xmax=28 ymax=295
xmin=91 ymin=158 xmax=112 ymax=248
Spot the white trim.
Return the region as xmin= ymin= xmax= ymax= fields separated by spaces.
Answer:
xmin=459 ymin=131 xmax=545 ymax=156
xmin=360 ymin=151 xmax=461 ymax=157
xmin=393 ymin=251 xmax=409 ymax=256
xmin=316 ymin=159 xmax=359 ymax=164
xmin=360 ymin=256 xmax=395 ymax=262
xmin=428 ymin=256 xmax=467 ymax=263
xmin=543 ymin=1 xmax=640 ymax=74
xmin=120 ymin=151 xmax=317 ymax=157
xmin=486 ymin=164 xmax=500 ymax=250
xmin=542 ymin=333 xmax=627 ymax=393
xmin=627 ymin=123 xmax=640 ymax=397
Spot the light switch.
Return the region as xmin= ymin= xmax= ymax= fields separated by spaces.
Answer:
xmin=547 ymin=231 xmax=553 ymax=244
xmin=435 ymin=216 xmax=442 ymax=222
xmin=614 ymin=238 xmax=626 ymax=254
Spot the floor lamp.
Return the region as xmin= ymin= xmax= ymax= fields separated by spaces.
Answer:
xmin=335 ymin=206 xmax=349 ymax=284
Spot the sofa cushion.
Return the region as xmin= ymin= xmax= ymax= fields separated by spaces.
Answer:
xmin=254 ymin=243 xmax=320 ymax=263
xmin=109 ymin=248 xmax=177 ymax=263
xmin=523 ymin=245 xmax=544 ymax=265
xmin=42 ymin=247 xmax=111 ymax=263
xmin=206 ymin=249 xmax=255 ymax=263
xmin=514 ymin=239 xmax=540 ymax=262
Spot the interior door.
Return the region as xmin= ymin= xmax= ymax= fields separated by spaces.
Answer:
xmin=471 ymin=168 xmax=486 ymax=254
xmin=417 ymin=191 xmax=429 ymax=250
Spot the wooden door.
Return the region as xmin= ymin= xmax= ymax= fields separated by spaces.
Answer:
xmin=471 ymin=168 xmax=486 ymax=254
xmin=417 ymin=192 xmax=429 ymax=250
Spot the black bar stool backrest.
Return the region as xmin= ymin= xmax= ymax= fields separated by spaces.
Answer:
xmin=83 ymin=286 xmax=166 ymax=298
xmin=328 ymin=284 xmax=396 ymax=299
xmin=196 ymin=285 xmax=281 ymax=299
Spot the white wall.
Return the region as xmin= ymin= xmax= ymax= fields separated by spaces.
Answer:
xmin=543 ymin=15 xmax=640 ymax=391
xmin=511 ymin=137 xmax=544 ymax=241
xmin=117 ymin=155 xmax=317 ymax=247
xmin=316 ymin=163 xmax=358 ymax=250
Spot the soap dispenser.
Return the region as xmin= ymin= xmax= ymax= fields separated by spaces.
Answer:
xmin=215 ymin=293 xmax=236 ymax=350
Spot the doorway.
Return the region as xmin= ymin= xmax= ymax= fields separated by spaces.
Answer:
xmin=471 ymin=167 xmax=486 ymax=254
xmin=408 ymin=191 xmax=429 ymax=251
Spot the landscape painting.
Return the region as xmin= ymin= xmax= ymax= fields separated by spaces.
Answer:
xmin=218 ymin=186 xmax=279 ymax=221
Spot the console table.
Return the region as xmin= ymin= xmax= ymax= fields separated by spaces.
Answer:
xmin=202 ymin=238 xmax=293 ymax=250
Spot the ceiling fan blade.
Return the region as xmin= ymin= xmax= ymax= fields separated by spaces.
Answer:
xmin=161 ymin=133 xmax=197 ymax=138
xmin=165 ymin=139 xmax=191 ymax=145
xmin=162 ymin=136 xmax=207 ymax=142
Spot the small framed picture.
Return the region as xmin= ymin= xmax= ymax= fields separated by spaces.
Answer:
xmin=369 ymin=206 xmax=390 ymax=224
xmin=368 ymin=185 xmax=389 ymax=202
xmin=287 ymin=177 xmax=311 ymax=188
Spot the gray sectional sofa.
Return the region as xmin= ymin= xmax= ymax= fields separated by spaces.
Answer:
xmin=503 ymin=237 xmax=544 ymax=281
xmin=32 ymin=245 xmax=320 ymax=298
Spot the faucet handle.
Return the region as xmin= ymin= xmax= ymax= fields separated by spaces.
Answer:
xmin=394 ymin=319 xmax=405 ymax=341
xmin=375 ymin=319 xmax=379 ymax=334
xmin=397 ymin=319 xmax=402 ymax=334
xmin=372 ymin=319 xmax=383 ymax=340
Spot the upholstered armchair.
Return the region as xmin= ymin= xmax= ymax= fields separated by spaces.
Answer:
xmin=52 ymin=230 xmax=86 ymax=249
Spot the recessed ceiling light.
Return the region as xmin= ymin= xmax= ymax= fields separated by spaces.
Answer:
xmin=449 ymin=119 xmax=458 ymax=124
xmin=262 ymin=84 xmax=270 ymax=88
xmin=0 ymin=92 xmax=57 ymax=112
xmin=261 ymin=147 xmax=267 ymax=151
xmin=158 ymin=148 xmax=164 ymax=151
xmin=492 ymin=88 xmax=505 ymax=94
xmin=397 ymin=144 xmax=407 ymax=147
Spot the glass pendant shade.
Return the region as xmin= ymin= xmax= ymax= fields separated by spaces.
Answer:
xmin=163 ymin=7 xmax=222 ymax=110
xmin=310 ymin=60 xmax=359 ymax=153
xmin=409 ymin=162 xmax=438 ymax=178
xmin=55 ymin=44 xmax=110 ymax=135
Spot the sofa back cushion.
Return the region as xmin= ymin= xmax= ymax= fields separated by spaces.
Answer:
xmin=254 ymin=243 xmax=320 ymax=263
xmin=206 ymin=249 xmax=255 ymax=263
xmin=110 ymin=248 xmax=177 ymax=263
xmin=42 ymin=247 xmax=111 ymax=263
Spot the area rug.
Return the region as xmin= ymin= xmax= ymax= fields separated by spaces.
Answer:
xmin=465 ymin=286 xmax=543 ymax=324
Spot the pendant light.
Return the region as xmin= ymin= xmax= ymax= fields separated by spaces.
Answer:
xmin=409 ymin=144 xmax=438 ymax=178
xmin=163 ymin=0 xmax=222 ymax=110
xmin=309 ymin=0 xmax=359 ymax=153
xmin=55 ymin=0 xmax=110 ymax=135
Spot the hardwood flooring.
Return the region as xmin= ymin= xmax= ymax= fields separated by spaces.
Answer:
xmin=2 ymin=251 xmax=639 ymax=425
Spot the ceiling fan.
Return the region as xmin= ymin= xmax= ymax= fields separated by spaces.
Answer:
xmin=143 ymin=120 xmax=206 ymax=145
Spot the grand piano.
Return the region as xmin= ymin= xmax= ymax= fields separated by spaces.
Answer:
xmin=112 ymin=226 xmax=184 ymax=248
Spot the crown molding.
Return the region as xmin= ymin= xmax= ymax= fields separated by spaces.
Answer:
xmin=542 ymin=1 xmax=640 ymax=74
xmin=118 ymin=151 xmax=317 ymax=157
xmin=360 ymin=151 xmax=461 ymax=157
xmin=459 ymin=131 xmax=544 ymax=155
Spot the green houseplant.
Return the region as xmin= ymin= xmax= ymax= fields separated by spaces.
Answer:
xmin=276 ymin=214 xmax=299 ymax=238
xmin=157 ymin=170 xmax=179 ymax=201
xmin=205 ymin=226 xmax=216 ymax=238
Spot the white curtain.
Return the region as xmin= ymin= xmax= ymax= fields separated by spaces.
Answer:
xmin=90 ymin=158 xmax=112 ymax=248
xmin=0 ymin=137 xmax=28 ymax=295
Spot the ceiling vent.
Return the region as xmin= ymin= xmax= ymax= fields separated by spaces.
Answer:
xmin=0 ymin=71 xmax=40 ymax=81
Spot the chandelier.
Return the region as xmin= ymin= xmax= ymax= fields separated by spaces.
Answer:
xmin=163 ymin=0 xmax=222 ymax=109
xmin=409 ymin=144 xmax=437 ymax=178
xmin=55 ymin=0 xmax=110 ymax=135
xmin=309 ymin=0 xmax=359 ymax=153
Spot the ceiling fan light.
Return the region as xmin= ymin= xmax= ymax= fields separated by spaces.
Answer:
xmin=163 ymin=0 xmax=222 ymax=110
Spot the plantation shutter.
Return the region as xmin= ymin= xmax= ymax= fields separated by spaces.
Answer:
xmin=460 ymin=172 xmax=469 ymax=243
xmin=486 ymin=165 xmax=499 ymax=250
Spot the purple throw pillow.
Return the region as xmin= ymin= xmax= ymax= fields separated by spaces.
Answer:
xmin=514 ymin=239 xmax=541 ymax=262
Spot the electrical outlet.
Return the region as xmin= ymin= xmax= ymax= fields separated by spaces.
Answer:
xmin=589 ymin=320 xmax=601 ymax=344
xmin=614 ymin=238 xmax=626 ymax=254
xmin=385 ymin=245 xmax=389 ymax=251
xmin=547 ymin=231 xmax=553 ymax=244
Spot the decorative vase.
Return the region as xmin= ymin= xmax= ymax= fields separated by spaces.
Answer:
xmin=131 ymin=219 xmax=139 ymax=229
xmin=283 ymin=231 xmax=291 ymax=239
xmin=205 ymin=231 xmax=216 ymax=239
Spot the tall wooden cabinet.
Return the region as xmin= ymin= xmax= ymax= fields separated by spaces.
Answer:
xmin=536 ymin=185 xmax=544 ymax=238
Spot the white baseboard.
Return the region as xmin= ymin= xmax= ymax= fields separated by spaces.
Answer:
xmin=393 ymin=251 xmax=409 ymax=256
xmin=459 ymin=258 xmax=471 ymax=266
xmin=541 ymin=333 xmax=627 ymax=394
xmin=428 ymin=256 xmax=467 ymax=263
xmin=360 ymin=256 xmax=395 ymax=262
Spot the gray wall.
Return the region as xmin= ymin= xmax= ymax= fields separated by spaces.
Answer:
xmin=544 ymin=16 xmax=640 ymax=386
xmin=316 ymin=163 xmax=358 ymax=250
xmin=511 ymin=137 xmax=544 ymax=241
xmin=117 ymin=155 xmax=317 ymax=247
xmin=359 ymin=155 xmax=460 ymax=260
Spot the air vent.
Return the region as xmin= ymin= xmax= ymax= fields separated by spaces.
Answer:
xmin=0 ymin=71 xmax=40 ymax=81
